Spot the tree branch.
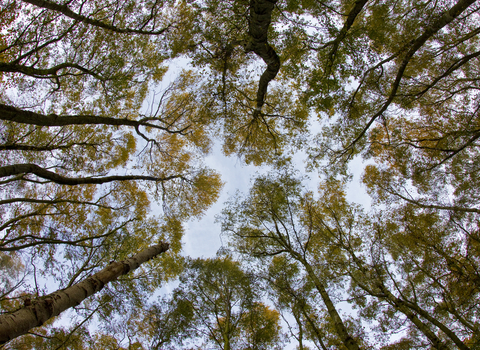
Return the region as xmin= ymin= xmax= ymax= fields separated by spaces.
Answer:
xmin=345 ymin=0 xmax=477 ymax=153
xmin=21 ymin=0 xmax=171 ymax=35
xmin=0 ymin=62 xmax=106 ymax=80
xmin=0 ymin=163 xmax=183 ymax=185
xmin=0 ymin=103 xmax=187 ymax=134
xmin=324 ymin=0 xmax=369 ymax=76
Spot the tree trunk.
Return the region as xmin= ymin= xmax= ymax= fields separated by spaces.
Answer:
xmin=247 ymin=0 xmax=280 ymax=114
xmin=299 ymin=258 xmax=361 ymax=350
xmin=0 ymin=242 xmax=169 ymax=344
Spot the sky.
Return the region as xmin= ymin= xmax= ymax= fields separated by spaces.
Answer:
xmin=178 ymin=138 xmax=372 ymax=349
xmin=183 ymin=143 xmax=266 ymax=258
xmin=8 ymin=49 xmax=374 ymax=350
xmin=182 ymin=137 xmax=372 ymax=259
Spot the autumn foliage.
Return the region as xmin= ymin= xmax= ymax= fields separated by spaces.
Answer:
xmin=1 ymin=0 xmax=480 ymax=348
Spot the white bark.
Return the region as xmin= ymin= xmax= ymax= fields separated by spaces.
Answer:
xmin=0 ymin=242 xmax=169 ymax=344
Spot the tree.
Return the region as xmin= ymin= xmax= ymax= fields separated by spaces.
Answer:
xmin=344 ymin=200 xmax=480 ymax=348
xmin=0 ymin=0 xmax=221 ymax=345
xmin=2 ymin=0 xmax=480 ymax=347
xmin=265 ymin=255 xmax=330 ymax=350
xmin=147 ymin=256 xmax=283 ymax=350
xmin=221 ymin=171 xmax=363 ymax=349
xmin=292 ymin=0 xmax=480 ymax=346
xmin=221 ymin=168 xmax=479 ymax=348
xmin=306 ymin=0 xmax=480 ymax=171
xmin=0 ymin=242 xmax=169 ymax=344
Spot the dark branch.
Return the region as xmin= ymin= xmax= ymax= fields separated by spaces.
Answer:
xmin=324 ymin=0 xmax=369 ymax=76
xmin=21 ymin=0 xmax=171 ymax=35
xmin=0 ymin=62 xmax=105 ymax=80
xmin=0 ymin=163 xmax=183 ymax=186
xmin=345 ymin=0 xmax=477 ymax=153
xmin=0 ymin=103 xmax=187 ymax=134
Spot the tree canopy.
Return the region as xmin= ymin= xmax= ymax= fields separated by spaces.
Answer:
xmin=1 ymin=0 xmax=479 ymax=348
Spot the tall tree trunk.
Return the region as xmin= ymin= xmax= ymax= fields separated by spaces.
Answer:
xmin=247 ymin=0 xmax=280 ymax=114
xmin=298 ymin=257 xmax=361 ymax=350
xmin=0 ymin=242 xmax=169 ymax=344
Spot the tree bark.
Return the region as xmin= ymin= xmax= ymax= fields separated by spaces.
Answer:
xmin=0 ymin=163 xmax=182 ymax=185
xmin=0 ymin=142 xmax=99 ymax=152
xmin=0 ymin=62 xmax=103 ymax=79
xmin=0 ymin=103 xmax=183 ymax=133
xmin=0 ymin=103 xmax=136 ymax=126
xmin=247 ymin=0 xmax=280 ymax=114
xmin=298 ymin=258 xmax=361 ymax=350
xmin=0 ymin=242 xmax=169 ymax=344
xmin=21 ymin=0 xmax=170 ymax=35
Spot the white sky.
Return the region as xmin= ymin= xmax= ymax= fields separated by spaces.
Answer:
xmin=182 ymin=140 xmax=372 ymax=260
xmin=183 ymin=143 xmax=267 ymax=258
xmin=180 ymin=132 xmax=372 ymax=349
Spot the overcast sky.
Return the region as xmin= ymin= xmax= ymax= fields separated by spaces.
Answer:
xmin=153 ymin=59 xmax=374 ymax=349
xmin=182 ymin=138 xmax=372 ymax=259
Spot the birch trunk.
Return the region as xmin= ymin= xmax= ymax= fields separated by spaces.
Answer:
xmin=0 ymin=242 xmax=169 ymax=344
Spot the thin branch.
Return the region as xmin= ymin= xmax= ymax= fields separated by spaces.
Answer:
xmin=21 ymin=0 xmax=172 ymax=35
xmin=345 ymin=0 xmax=477 ymax=154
